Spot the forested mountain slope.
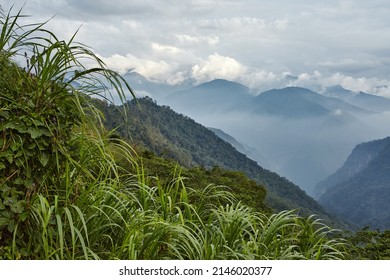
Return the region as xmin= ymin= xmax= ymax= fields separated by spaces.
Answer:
xmin=317 ymin=137 xmax=390 ymax=229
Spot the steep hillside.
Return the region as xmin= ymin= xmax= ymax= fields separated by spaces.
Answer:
xmin=318 ymin=137 xmax=390 ymax=229
xmin=315 ymin=137 xmax=390 ymax=198
xmin=97 ymin=97 xmax=339 ymax=224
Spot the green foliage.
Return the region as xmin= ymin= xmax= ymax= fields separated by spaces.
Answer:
xmin=0 ymin=5 xmax=133 ymax=255
xmin=344 ymin=228 xmax=390 ymax=259
xmin=134 ymin=154 xmax=268 ymax=213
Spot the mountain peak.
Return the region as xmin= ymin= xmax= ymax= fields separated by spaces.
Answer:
xmin=196 ymin=79 xmax=249 ymax=92
xmin=253 ymin=87 xmax=330 ymax=118
xmin=258 ymin=86 xmax=319 ymax=97
xmin=165 ymin=78 xmax=252 ymax=116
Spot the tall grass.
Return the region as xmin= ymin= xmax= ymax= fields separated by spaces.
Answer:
xmin=0 ymin=5 xmax=346 ymax=260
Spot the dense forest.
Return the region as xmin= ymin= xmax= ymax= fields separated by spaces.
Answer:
xmin=1 ymin=6 xmax=389 ymax=260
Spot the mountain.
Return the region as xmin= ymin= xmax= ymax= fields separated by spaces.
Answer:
xmin=164 ymin=79 xmax=253 ymax=116
xmin=250 ymin=87 xmax=369 ymax=119
xmin=324 ymin=85 xmax=390 ymax=113
xmin=315 ymin=137 xmax=390 ymax=198
xmin=97 ymin=97 xmax=339 ymax=225
xmin=317 ymin=137 xmax=390 ymax=229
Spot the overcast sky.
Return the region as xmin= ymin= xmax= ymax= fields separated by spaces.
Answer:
xmin=7 ymin=0 xmax=390 ymax=96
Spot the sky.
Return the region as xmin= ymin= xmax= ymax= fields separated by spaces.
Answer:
xmin=6 ymin=0 xmax=390 ymax=96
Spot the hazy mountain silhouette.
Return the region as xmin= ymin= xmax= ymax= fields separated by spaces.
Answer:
xmin=165 ymin=79 xmax=254 ymax=115
xmin=324 ymin=85 xmax=390 ymax=113
xmin=317 ymin=137 xmax=390 ymax=229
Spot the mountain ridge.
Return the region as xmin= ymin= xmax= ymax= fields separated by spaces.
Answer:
xmin=324 ymin=85 xmax=390 ymax=113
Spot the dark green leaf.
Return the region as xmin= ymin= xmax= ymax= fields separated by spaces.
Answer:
xmin=0 ymin=217 xmax=9 ymax=228
xmin=27 ymin=127 xmax=43 ymax=139
xmin=38 ymin=152 xmax=49 ymax=166
xmin=19 ymin=211 xmax=29 ymax=222
xmin=0 ymin=110 xmax=10 ymax=118
xmin=7 ymin=219 xmax=15 ymax=232
xmin=10 ymin=200 xmax=25 ymax=214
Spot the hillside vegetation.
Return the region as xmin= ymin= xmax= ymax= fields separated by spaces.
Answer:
xmin=1 ymin=6 xmax=349 ymax=259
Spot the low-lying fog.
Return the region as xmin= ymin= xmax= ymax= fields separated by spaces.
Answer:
xmin=173 ymin=108 xmax=390 ymax=197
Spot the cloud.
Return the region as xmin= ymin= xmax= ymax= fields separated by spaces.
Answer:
xmin=322 ymin=73 xmax=390 ymax=97
xmin=175 ymin=34 xmax=219 ymax=46
xmin=198 ymin=17 xmax=288 ymax=36
xmin=276 ymin=71 xmax=390 ymax=98
xmin=98 ymin=53 xmax=173 ymax=78
xmin=151 ymin=43 xmax=184 ymax=56
xmin=191 ymin=53 xmax=247 ymax=83
xmin=65 ymin=0 xmax=159 ymax=17
xmin=318 ymin=58 xmax=381 ymax=73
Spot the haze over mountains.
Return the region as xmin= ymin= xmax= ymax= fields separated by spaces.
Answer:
xmin=122 ymin=72 xmax=390 ymax=196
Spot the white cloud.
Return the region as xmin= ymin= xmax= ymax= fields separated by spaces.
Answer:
xmin=191 ymin=53 xmax=247 ymax=83
xmin=98 ymin=53 xmax=174 ymax=79
xmin=287 ymin=71 xmax=390 ymax=98
xmin=175 ymin=34 xmax=219 ymax=46
xmin=240 ymin=70 xmax=280 ymax=91
xmin=198 ymin=17 xmax=288 ymax=35
xmin=331 ymin=75 xmax=390 ymax=97
xmin=151 ymin=43 xmax=184 ymax=56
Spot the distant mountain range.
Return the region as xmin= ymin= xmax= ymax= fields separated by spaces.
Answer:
xmin=324 ymin=85 xmax=390 ymax=113
xmin=239 ymin=86 xmax=373 ymax=125
xmin=316 ymin=137 xmax=390 ymax=229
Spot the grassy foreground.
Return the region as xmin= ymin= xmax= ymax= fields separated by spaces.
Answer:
xmin=0 ymin=6 xmax=346 ymax=260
